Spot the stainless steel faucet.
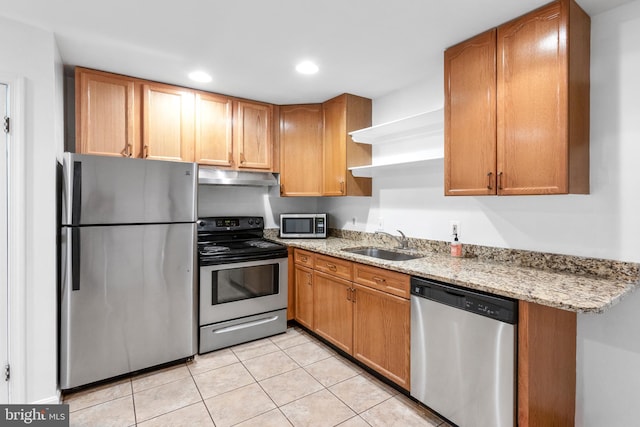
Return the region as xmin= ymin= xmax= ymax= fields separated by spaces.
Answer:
xmin=375 ymin=230 xmax=409 ymax=249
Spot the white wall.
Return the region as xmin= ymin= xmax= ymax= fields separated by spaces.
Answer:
xmin=198 ymin=185 xmax=319 ymax=228
xmin=321 ymin=2 xmax=640 ymax=425
xmin=0 ymin=16 xmax=62 ymax=403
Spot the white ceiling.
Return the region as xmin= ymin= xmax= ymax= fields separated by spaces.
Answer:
xmin=0 ymin=0 xmax=631 ymax=105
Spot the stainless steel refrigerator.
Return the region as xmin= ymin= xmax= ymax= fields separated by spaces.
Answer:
xmin=59 ymin=153 xmax=197 ymax=390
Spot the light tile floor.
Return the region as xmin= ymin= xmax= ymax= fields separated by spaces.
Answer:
xmin=64 ymin=326 xmax=451 ymax=427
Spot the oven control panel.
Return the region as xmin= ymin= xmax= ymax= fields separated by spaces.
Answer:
xmin=198 ymin=216 xmax=263 ymax=232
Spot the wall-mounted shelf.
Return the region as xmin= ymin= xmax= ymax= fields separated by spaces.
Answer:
xmin=349 ymin=108 xmax=444 ymax=145
xmin=349 ymin=156 xmax=442 ymax=178
xmin=348 ymin=108 xmax=444 ymax=177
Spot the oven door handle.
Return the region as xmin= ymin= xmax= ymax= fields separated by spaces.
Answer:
xmin=211 ymin=315 xmax=280 ymax=334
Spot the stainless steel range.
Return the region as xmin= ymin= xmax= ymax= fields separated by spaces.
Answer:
xmin=197 ymin=216 xmax=288 ymax=353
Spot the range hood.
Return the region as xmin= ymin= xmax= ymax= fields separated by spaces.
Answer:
xmin=198 ymin=166 xmax=279 ymax=187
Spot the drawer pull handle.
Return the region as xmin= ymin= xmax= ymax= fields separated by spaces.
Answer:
xmin=301 ymin=256 xmax=308 ymax=262
xmin=327 ymin=263 xmax=337 ymax=271
xmin=487 ymin=171 xmax=493 ymax=190
xmin=498 ymin=171 xmax=503 ymax=190
xmin=373 ymin=276 xmax=386 ymax=283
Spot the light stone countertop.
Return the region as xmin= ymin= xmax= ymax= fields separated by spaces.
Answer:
xmin=268 ymin=235 xmax=639 ymax=314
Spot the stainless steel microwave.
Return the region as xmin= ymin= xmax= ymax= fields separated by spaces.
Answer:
xmin=279 ymin=213 xmax=327 ymax=239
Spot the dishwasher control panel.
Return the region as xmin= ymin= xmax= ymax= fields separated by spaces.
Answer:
xmin=411 ymin=278 xmax=517 ymax=324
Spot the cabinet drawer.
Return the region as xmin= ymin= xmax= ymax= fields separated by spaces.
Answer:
xmin=314 ymin=254 xmax=353 ymax=281
xmin=294 ymin=249 xmax=315 ymax=267
xmin=353 ymin=263 xmax=410 ymax=299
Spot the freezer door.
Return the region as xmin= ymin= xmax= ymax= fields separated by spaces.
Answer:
xmin=59 ymin=223 xmax=197 ymax=389
xmin=61 ymin=152 xmax=197 ymax=225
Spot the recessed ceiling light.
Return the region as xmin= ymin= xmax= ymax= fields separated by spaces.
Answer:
xmin=188 ymin=70 xmax=212 ymax=83
xmin=295 ymin=61 xmax=319 ymax=75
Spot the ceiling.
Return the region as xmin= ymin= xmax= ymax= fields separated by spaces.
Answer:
xmin=0 ymin=0 xmax=632 ymax=105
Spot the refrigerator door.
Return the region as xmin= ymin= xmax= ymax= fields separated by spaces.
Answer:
xmin=59 ymin=223 xmax=197 ymax=389
xmin=61 ymin=153 xmax=197 ymax=226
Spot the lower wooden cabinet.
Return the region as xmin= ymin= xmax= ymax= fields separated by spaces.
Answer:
xmin=313 ymin=271 xmax=354 ymax=354
xmin=292 ymin=249 xmax=410 ymax=390
xmin=294 ymin=264 xmax=314 ymax=330
xmin=352 ymin=283 xmax=411 ymax=390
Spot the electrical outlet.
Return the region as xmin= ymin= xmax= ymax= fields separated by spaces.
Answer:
xmin=450 ymin=220 xmax=460 ymax=237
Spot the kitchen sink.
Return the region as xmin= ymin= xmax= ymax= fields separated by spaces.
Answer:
xmin=341 ymin=246 xmax=423 ymax=261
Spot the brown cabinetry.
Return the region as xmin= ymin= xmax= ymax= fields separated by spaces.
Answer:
xmin=279 ymin=105 xmax=324 ymax=196
xmin=233 ymin=100 xmax=273 ymax=170
xmin=313 ymin=271 xmax=354 ymax=354
xmin=322 ymin=94 xmax=372 ymax=196
xmin=292 ymin=249 xmax=410 ymax=389
xmin=195 ymin=92 xmax=233 ymax=166
xmin=75 ymin=68 xmax=138 ymax=158
xmin=518 ymin=300 xmax=576 ymax=426
xmin=279 ymin=94 xmax=372 ymax=197
xmin=294 ymin=264 xmax=315 ymax=330
xmin=352 ymin=283 xmax=410 ymax=390
xmin=444 ymin=0 xmax=590 ymax=195
xmin=142 ymin=82 xmax=195 ymax=162
xmin=75 ymin=67 xmax=276 ymax=169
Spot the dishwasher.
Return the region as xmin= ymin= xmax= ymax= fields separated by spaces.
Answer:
xmin=410 ymin=276 xmax=517 ymax=427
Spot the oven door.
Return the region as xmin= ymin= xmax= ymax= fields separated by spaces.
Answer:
xmin=199 ymin=257 xmax=288 ymax=326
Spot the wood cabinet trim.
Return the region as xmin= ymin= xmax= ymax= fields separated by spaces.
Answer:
xmin=518 ymin=300 xmax=576 ymax=426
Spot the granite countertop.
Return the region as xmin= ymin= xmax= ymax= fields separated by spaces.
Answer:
xmin=267 ymin=233 xmax=640 ymax=314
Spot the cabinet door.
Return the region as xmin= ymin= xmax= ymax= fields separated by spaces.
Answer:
xmin=195 ymin=92 xmax=233 ymax=167
xmin=313 ymin=271 xmax=353 ymax=354
xmin=76 ymin=68 xmax=137 ymax=157
xmin=322 ymin=95 xmax=347 ymax=196
xmin=279 ymin=104 xmax=323 ymax=196
xmin=234 ymin=100 xmax=273 ymax=170
xmin=444 ymin=30 xmax=497 ymax=195
xmin=294 ymin=265 xmax=314 ymax=330
xmin=353 ymin=284 xmax=410 ymax=390
xmin=142 ymin=83 xmax=194 ymax=162
xmin=497 ymin=2 xmax=567 ymax=195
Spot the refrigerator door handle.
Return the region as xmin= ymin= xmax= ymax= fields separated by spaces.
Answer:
xmin=71 ymin=227 xmax=80 ymax=291
xmin=71 ymin=161 xmax=82 ymax=224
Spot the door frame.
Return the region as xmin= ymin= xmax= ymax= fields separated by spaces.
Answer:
xmin=1 ymin=74 xmax=27 ymax=403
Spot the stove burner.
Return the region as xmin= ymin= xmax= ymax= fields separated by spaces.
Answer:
xmin=245 ymin=240 xmax=282 ymax=249
xmin=200 ymin=245 xmax=231 ymax=255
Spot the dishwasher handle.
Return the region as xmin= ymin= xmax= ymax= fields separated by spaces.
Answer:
xmin=411 ymin=276 xmax=518 ymax=324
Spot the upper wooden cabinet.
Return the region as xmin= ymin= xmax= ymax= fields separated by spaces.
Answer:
xmin=194 ymin=91 xmax=233 ymax=167
xmin=322 ymin=94 xmax=372 ymax=196
xmin=233 ymin=100 xmax=273 ymax=170
xmin=75 ymin=68 xmax=138 ymax=158
xmin=75 ymin=67 xmax=276 ymax=170
xmin=142 ymin=82 xmax=195 ymax=162
xmin=279 ymin=104 xmax=324 ymax=196
xmin=444 ymin=0 xmax=590 ymax=196
xmin=444 ymin=29 xmax=497 ymax=195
